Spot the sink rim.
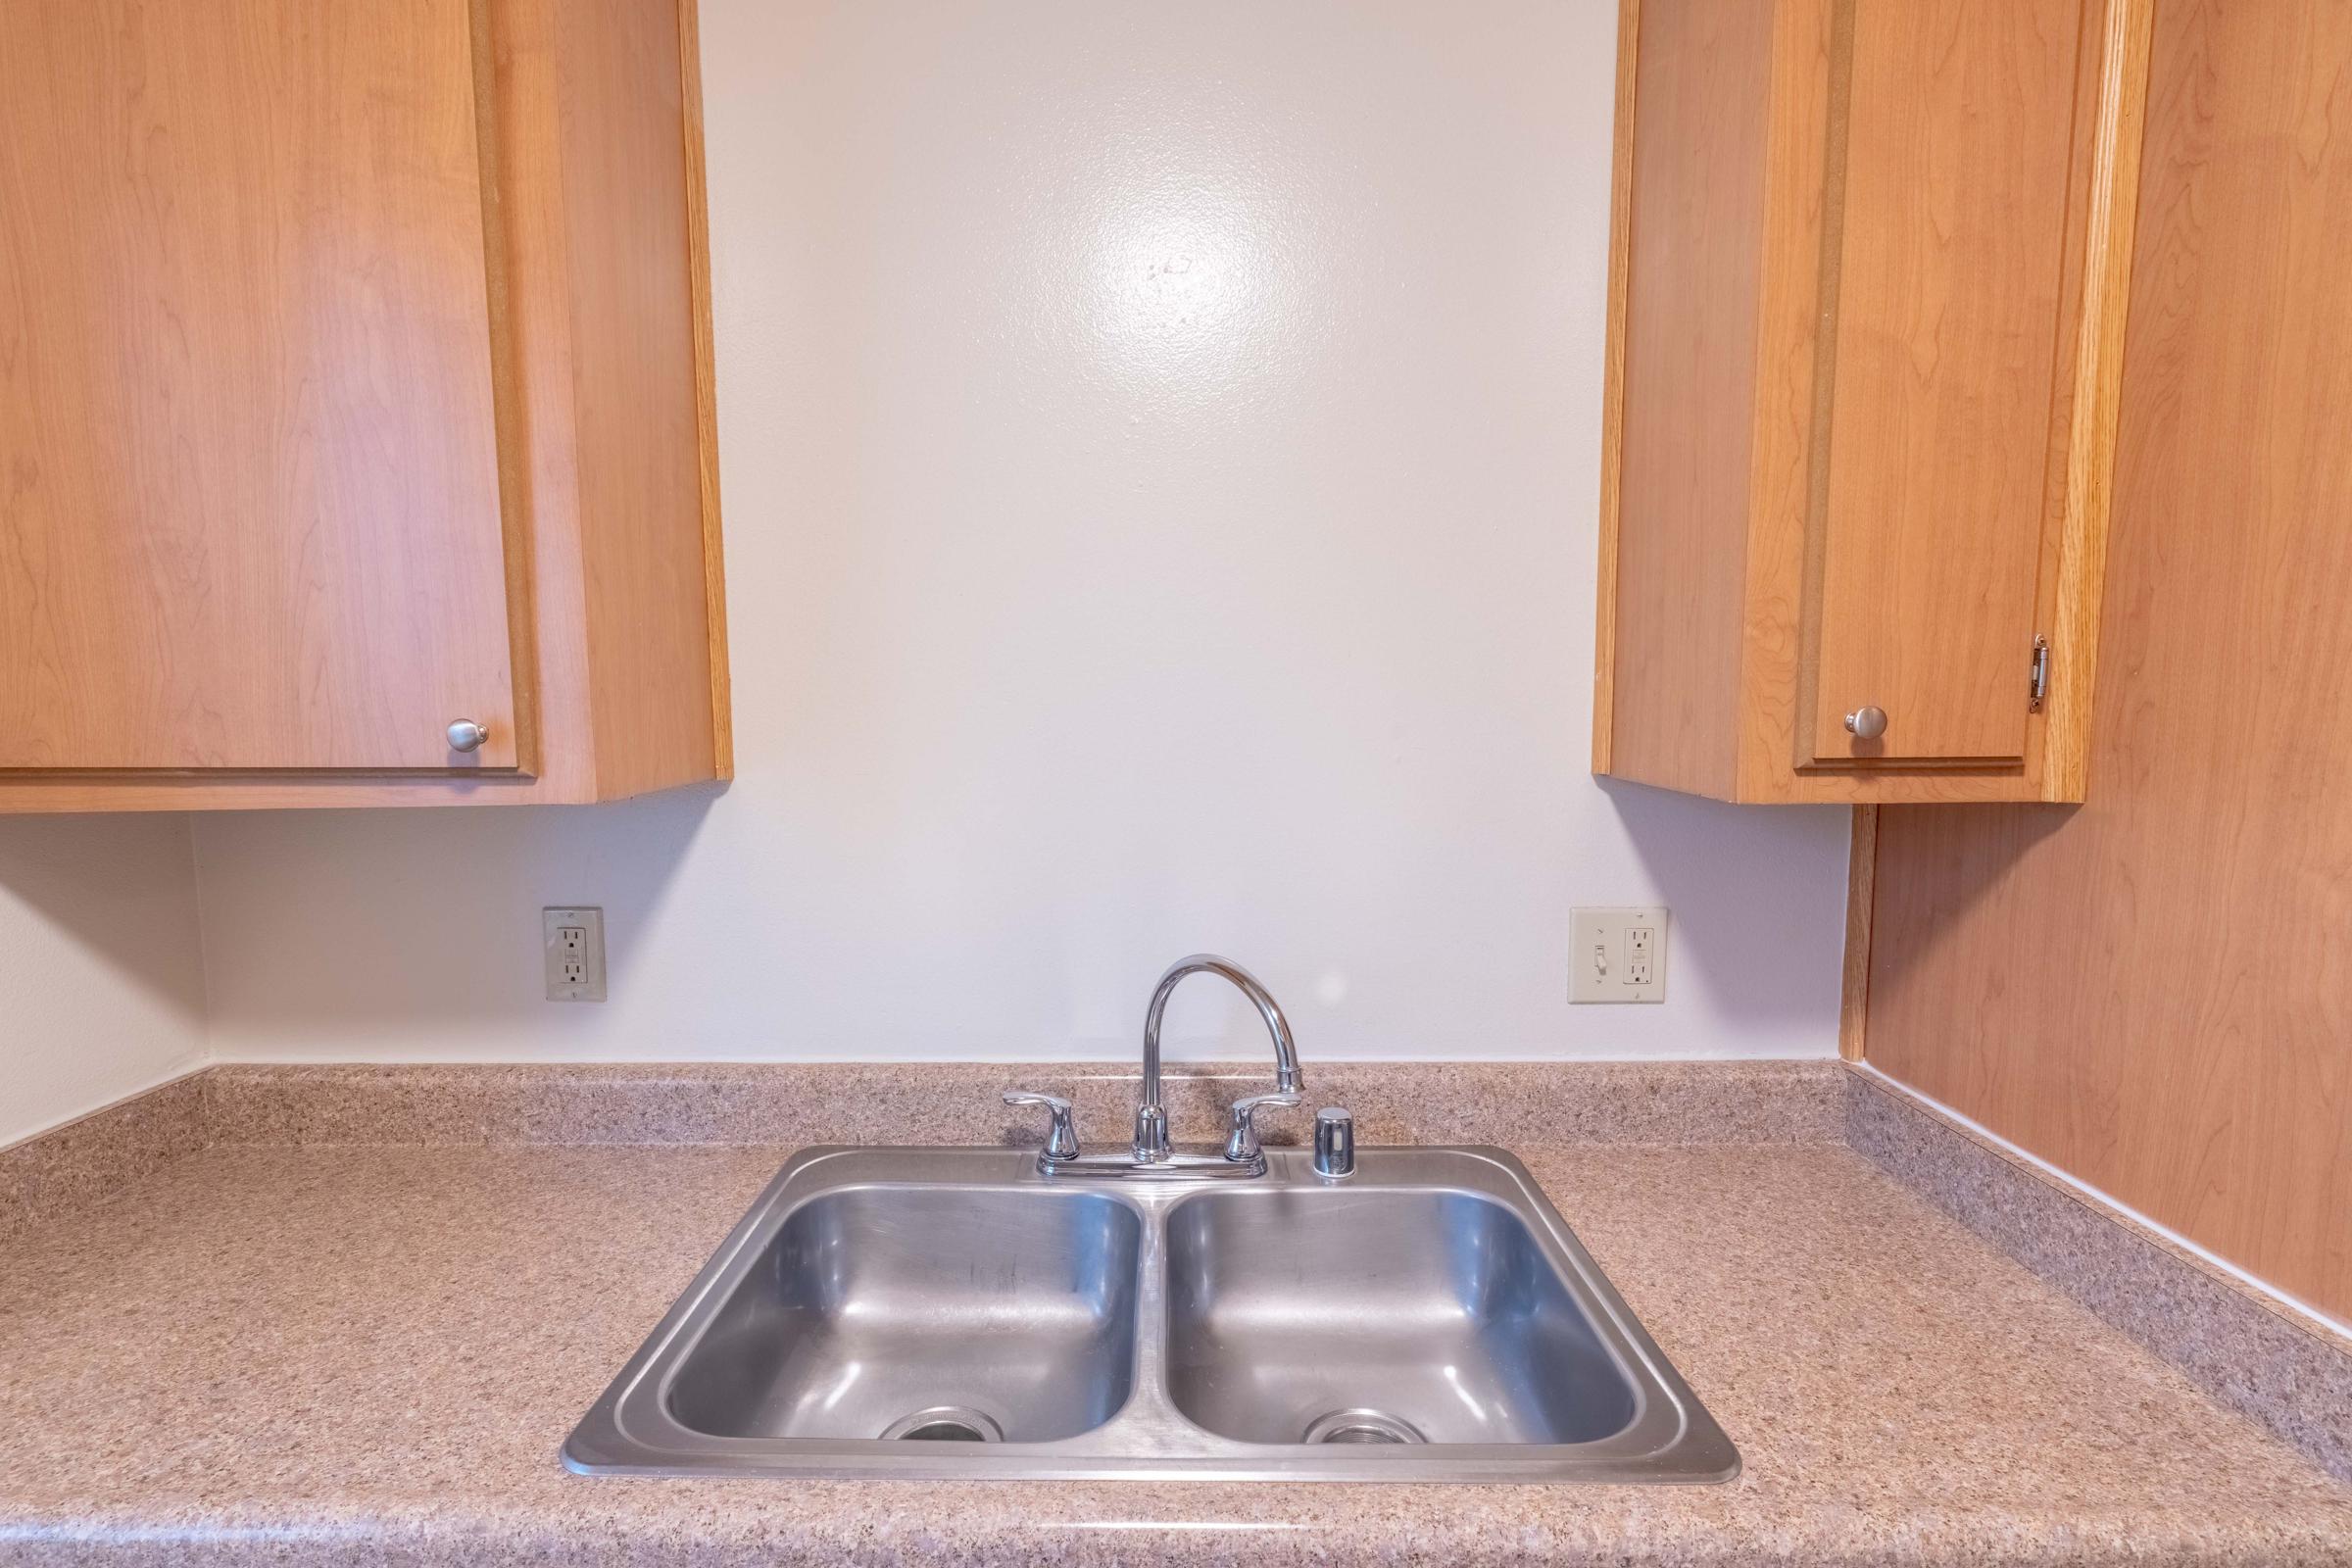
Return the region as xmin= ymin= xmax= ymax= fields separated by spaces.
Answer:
xmin=564 ymin=1144 xmax=1740 ymax=1484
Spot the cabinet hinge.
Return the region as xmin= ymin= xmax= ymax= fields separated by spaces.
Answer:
xmin=2029 ymin=635 xmax=2050 ymax=711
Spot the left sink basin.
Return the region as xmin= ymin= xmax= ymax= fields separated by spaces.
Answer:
xmin=664 ymin=1184 xmax=1143 ymax=1444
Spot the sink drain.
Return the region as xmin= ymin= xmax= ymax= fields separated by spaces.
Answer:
xmin=879 ymin=1405 xmax=1004 ymax=1443
xmin=1301 ymin=1408 xmax=1426 ymax=1446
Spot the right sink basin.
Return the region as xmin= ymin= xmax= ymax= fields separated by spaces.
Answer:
xmin=1164 ymin=1187 xmax=1640 ymax=1447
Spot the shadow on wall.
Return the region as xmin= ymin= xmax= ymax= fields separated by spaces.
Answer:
xmin=1597 ymin=778 xmax=1849 ymax=1033
xmin=1866 ymin=802 xmax=2078 ymax=994
xmin=186 ymin=786 xmax=721 ymax=1038
xmin=0 ymin=814 xmax=208 ymax=1025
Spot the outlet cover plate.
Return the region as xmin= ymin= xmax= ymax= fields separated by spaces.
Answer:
xmin=544 ymin=906 xmax=607 ymax=1003
xmin=1571 ymin=906 xmax=1667 ymax=1004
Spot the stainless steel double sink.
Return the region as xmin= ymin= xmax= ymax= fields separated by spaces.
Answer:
xmin=564 ymin=1145 xmax=1738 ymax=1483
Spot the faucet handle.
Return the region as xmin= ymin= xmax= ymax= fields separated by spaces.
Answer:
xmin=1223 ymin=1091 xmax=1302 ymax=1163
xmin=1003 ymin=1091 xmax=1080 ymax=1162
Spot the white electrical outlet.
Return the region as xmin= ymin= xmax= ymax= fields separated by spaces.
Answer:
xmin=543 ymin=906 xmax=607 ymax=1003
xmin=1570 ymin=906 xmax=1668 ymax=1004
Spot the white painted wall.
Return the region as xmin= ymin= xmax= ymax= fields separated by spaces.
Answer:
xmin=0 ymin=817 xmax=209 ymax=1146
xmin=186 ymin=0 xmax=1850 ymax=1065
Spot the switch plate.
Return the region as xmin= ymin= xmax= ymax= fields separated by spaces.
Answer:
xmin=544 ymin=906 xmax=607 ymax=1003
xmin=1570 ymin=906 xmax=1668 ymax=1004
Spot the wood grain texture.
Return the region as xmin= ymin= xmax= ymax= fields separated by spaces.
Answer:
xmin=1807 ymin=0 xmax=2086 ymax=765
xmin=1600 ymin=0 xmax=2136 ymax=806
xmin=0 ymin=0 xmax=727 ymax=810
xmin=1600 ymin=0 xmax=1774 ymax=800
xmin=1838 ymin=804 xmax=1876 ymax=1061
xmin=1734 ymin=0 xmax=1845 ymax=801
xmin=0 ymin=770 xmax=564 ymax=811
xmin=1868 ymin=0 xmax=2352 ymax=1320
xmin=1737 ymin=0 xmax=2105 ymax=805
xmin=1590 ymin=0 xmax=1642 ymax=779
xmin=468 ymin=0 xmax=543 ymax=778
xmin=2038 ymin=0 xmax=2154 ymax=802
xmin=556 ymin=0 xmax=717 ymax=800
xmin=0 ymin=0 xmax=519 ymax=770
xmin=677 ymin=0 xmax=734 ymax=783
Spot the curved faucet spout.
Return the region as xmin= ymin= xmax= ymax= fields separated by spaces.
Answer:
xmin=1134 ymin=955 xmax=1303 ymax=1161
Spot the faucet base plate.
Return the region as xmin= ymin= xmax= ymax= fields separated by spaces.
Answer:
xmin=1040 ymin=1148 xmax=1269 ymax=1180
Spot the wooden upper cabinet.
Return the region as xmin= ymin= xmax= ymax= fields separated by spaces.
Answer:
xmin=1809 ymin=1 xmax=2085 ymax=768
xmin=1 ymin=0 xmax=521 ymax=772
xmin=1593 ymin=0 xmax=2152 ymax=803
xmin=0 ymin=0 xmax=730 ymax=809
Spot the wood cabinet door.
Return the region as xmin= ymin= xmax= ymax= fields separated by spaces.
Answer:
xmin=0 ymin=0 xmax=522 ymax=770
xmin=1803 ymin=0 xmax=2090 ymax=766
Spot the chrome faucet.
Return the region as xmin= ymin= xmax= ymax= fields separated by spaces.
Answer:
xmin=1002 ymin=954 xmax=1328 ymax=1180
xmin=1133 ymin=955 xmax=1301 ymax=1161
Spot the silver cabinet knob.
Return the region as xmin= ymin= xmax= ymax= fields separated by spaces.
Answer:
xmin=446 ymin=718 xmax=490 ymax=753
xmin=1843 ymin=706 xmax=1887 ymax=741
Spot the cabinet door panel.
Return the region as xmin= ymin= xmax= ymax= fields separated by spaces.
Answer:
xmin=0 ymin=0 xmax=519 ymax=769
xmin=1806 ymin=0 xmax=2087 ymax=765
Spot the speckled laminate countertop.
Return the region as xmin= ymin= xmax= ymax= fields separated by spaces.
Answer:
xmin=3 ymin=1141 xmax=2348 ymax=1567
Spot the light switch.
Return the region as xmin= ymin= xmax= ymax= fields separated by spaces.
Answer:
xmin=1571 ymin=906 xmax=1668 ymax=1004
